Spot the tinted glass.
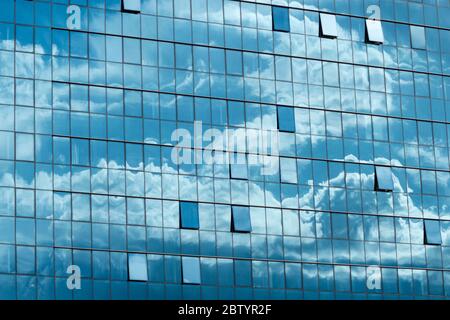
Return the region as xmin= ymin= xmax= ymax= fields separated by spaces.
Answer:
xmin=128 ymin=254 xmax=148 ymax=281
xmin=123 ymin=0 xmax=141 ymax=12
xmin=320 ymin=13 xmax=337 ymax=38
xmin=278 ymin=107 xmax=295 ymax=132
xmin=232 ymin=206 xmax=252 ymax=233
xmin=410 ymin=26 xmax=426 ymax=49
xmin=182 ymin=257 xmax=201 ymax=284
xmin=180 ymin=202 xmax=199 ymax=229
xmin=375 ymin=166 xmax=394 ymax=191
xmin=1 ymin=0 xmax=448 ymax=301
xmin=272 ymin=6 xmax=290 ymax=32
xmin=366 ymin=19 xmax=384 ymax=44
xmin=424 ymin=220 xmax=442 ymax=245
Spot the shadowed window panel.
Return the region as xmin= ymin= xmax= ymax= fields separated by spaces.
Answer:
xmin=128 ymin=254 xmax=148 ymax=281
xmin=410 ymin=26 xmax=426 ymax=49
xmin=123 ymin=0 xmax=141 ymax=13
xmin=180 ymin=202 xmax=199 ymax=229
xmin=366 ymin=19 xmax=384 ymax=44
xmin=280 ymin=157 xmax=298 ymax=184
xmin=272 ymin=6 xmax=290 ymax=32
xmin=232 ymin=206 xmax=252 ymax=233
xmin=182 ymin=257 xmax=201 ymax=284
xmin=424 ymin=220 xmax=442 ymax=245
xmin=375 ymin=166 xmax=393 ymax=192
xmin=320 ymin=13 xmax=337 ymax=38
xmin=278 ymin=107 xmax=295 ymax=132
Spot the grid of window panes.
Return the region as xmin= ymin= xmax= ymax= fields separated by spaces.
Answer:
xmin=0 ymin=0 xmax=450 ymax=300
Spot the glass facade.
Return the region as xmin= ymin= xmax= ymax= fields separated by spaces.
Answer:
xmin=0 ymin=0 xmax=450 ymax=300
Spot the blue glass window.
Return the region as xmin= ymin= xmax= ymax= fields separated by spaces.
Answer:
xmin=366 ymin=20 xmax=384 ymax=44
xmin=232 ymin=206 xmax=252 ymax=233
xmin=123 ymin=0 xmax=141 ymax=13
xmin=320 ymin=13 xmax=337 ymax=38
xmin=375 ymin=166 xmax=393 ymax=192
xmin=278 ymin=107 xmax=295 ymax=132
xmin=230 ymin=153 xmax=248 ymax=180
xmin=410 ymin=26 xmax=426 ymax=49
xmin=1 ymin=0 xmax=448 ymax=301
xmin=280 ymin=158 xmax=298 ymax=184
xmin=182 ymin=257 xmax=201 ymax=285
xmin=0 ymin=131 xmax=14 ymax=160
xmin=180 ymin=202 xmax=199 ymax=230
xmin=424 ymin=220 xmax=442 ymax=245
xmin=272 ymin=6 xmax=290 ymax=32
xmin=128 ymin=254 xmax=148 ymax=281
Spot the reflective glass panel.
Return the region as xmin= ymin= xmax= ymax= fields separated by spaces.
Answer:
xmin=278 ymin=107 xmax=295 ymax=132
xmin=128 ymin=254 xmax=148 ymax=281
xmin=366 ymin=20 xmax=384 ymax=44
xmin=182 ymin=256 xmax=201 ymax=284
xmin=232 ymin=206 xmax=252 ymax=233
xmin=180 ymin=202 xmax=200 ymax=230
xmin=410 ymin=26 xmax=426 ymax=49
xmin=272 ymin=7 xmax=290 ymax=32
xmin=375 ymin=166 xmax=393 ymax=192
xmin=320 ymin=14 xmax=337 ymax=38
xmin=424 ymin=220 xmax=442 ymax=245
xmin=123 ymin=0 xmax=141 ymax=13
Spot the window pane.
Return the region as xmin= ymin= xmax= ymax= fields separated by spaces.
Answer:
xmin=123 ymin=0 xmax=141 ymax=12
xmin=180 ymin=202 xmax=199 ymax=229
xmin=375 ymin=166 xmax=393 ymax=191
xmin=232 ymin=206 xmax=252 ymax=233
xmin=320 ymin=13 xmax=337 ymax=38
xmin=230 ymin=153 xmax=248 ymax=180
xmin=280 ymin=157 xmax=298 ymax=184
xmin=278 ymin=107 xmax=295 ymax=132
xmin=366 ymin=20 xmax=384 ymax=44
xmin=425 ymin=220 xmax=442 ymax=245
xmin=410 ymin=26 xmax=426 ymax=49
xmin=128 ymin=254 xmax=148 ymax=281
xmin=272 ymin=7 xmax=290 ymax=32
xmin=182 ymin=256 xmax=201 ymax=284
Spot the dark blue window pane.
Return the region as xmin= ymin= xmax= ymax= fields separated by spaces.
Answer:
xmin=272 ymin=6 xmax=290 ymax=32
xmin=180 ymin=202 xmax=199 ymax=229
xmin=278 ymin=107 xmax=295 ymax=132
xmin=232 ymin=206 xmax=252 ymax=233
xmin=424 ymin=220 xmax=442 ymax=245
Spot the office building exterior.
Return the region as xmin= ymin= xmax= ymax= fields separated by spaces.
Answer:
xmin=0 ymin=0 xmax=450 ymax=300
